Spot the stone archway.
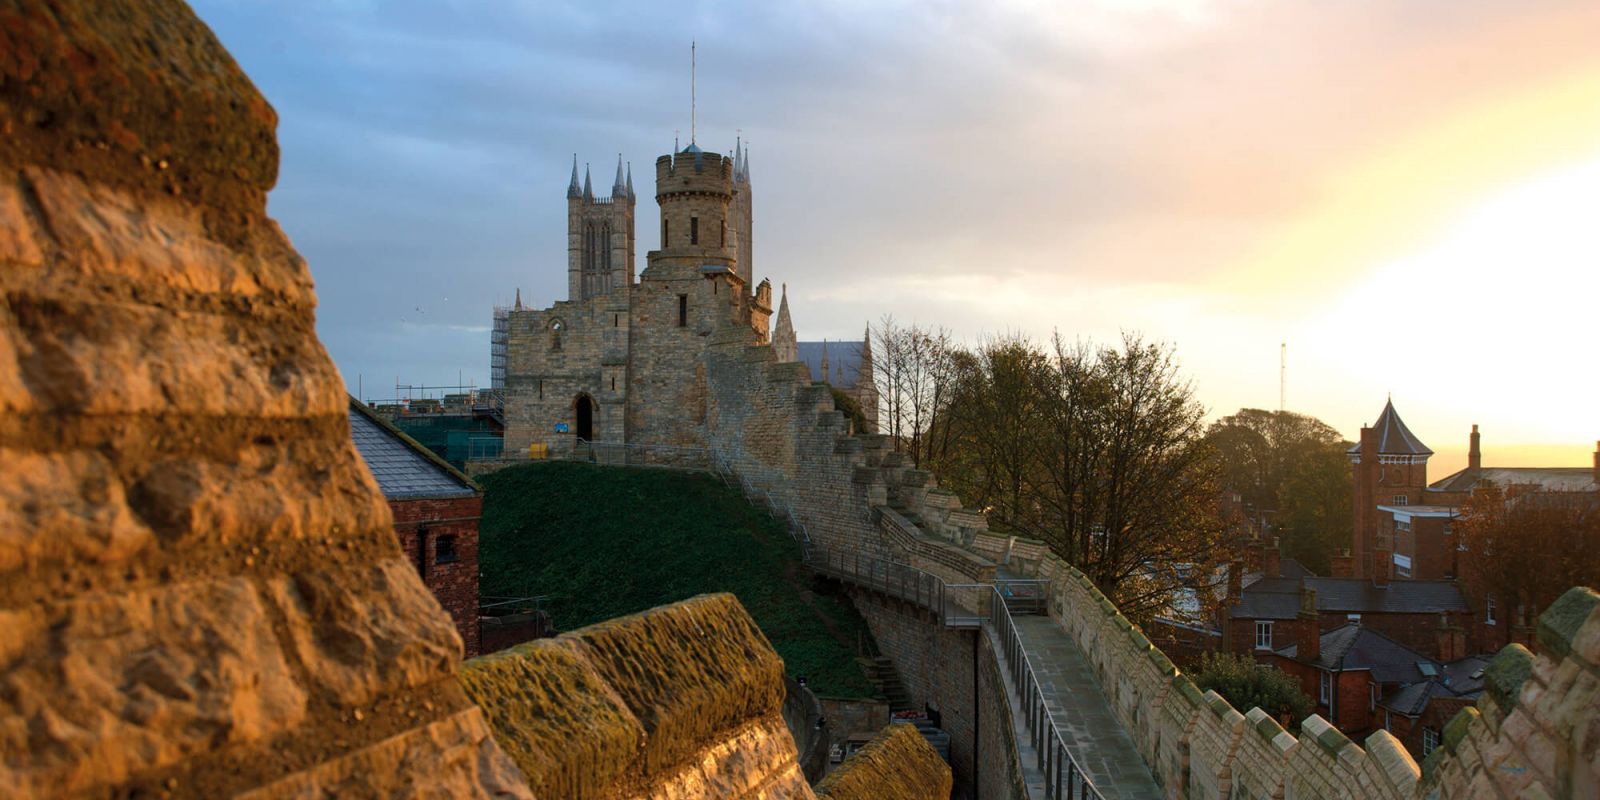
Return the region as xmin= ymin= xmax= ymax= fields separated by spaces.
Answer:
xmin=575 ymin=394 xmax=595 ymax=441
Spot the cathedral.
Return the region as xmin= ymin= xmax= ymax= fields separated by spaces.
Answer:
xmin=497 ymin=139 xmax=876 ymax=458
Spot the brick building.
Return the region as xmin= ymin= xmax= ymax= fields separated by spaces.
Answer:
xmin=1225 ymin=566 xmax=1470 ymax=662
xmin=350 ymin=398 xmax=483 ymax=656
xmin=1262 ymin=595 xmax=1486 ymax=761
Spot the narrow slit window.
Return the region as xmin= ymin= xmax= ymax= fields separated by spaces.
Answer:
xmin=662 ymin=219 xmax=669 ymax=247
xmin=721 ymin=220 xmax=726 ymax=247
xmin=690 ymin=217 xmax=699 ymax=245
xmin=678 ymin=294 xmax=688 ymax=327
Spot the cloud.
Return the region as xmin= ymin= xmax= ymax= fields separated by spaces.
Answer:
xmin=195 ymin=0 xmax=1600 ymax=453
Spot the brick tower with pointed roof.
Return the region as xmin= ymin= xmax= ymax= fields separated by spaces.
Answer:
xmin=1349 ymin=399 xmax=1433 ymax=580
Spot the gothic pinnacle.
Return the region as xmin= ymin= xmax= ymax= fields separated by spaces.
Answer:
xmin=612 ymin=154 xmax=626 ymax=197
xmin=567 ymin=154 xmax=581 ymax=199
xmin=582 ymin=163 xmax=593 ymax=201
xmin=626 ymin=161 xmax=634 ymax=200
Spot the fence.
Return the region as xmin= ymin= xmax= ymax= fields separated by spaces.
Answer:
xmin=990 ymin=584 xmax=1104 ymax=800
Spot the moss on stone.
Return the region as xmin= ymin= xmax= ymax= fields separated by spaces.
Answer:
xmin=814 ymin=722 xmax=952 ymax=800
xmin=1441 ymin=707 xmax=1479 ymax=753
xmin=1483 ymin=643 xmax=1536 ymax=710
xmin=457 ymin=639 xmax=642 ymax=800
xmin=1536 ymin=587 xmax=1599 ymax=660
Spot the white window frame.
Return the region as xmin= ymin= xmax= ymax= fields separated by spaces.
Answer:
xmin=1394 ymin=553 xmax=1412 ymax=578
xmin=1255 ymin=621 xmax=1273 ymax=650
xmin=1393 ymin=495 xmax=1409 ymax=506
xmin=1486 ymin=594 xmax=1496 ymax=625
xmin=1422 ymin=727 xmax=1439 ymax=757
xmin=1320 ymin=670 xmax=1332 ymax=705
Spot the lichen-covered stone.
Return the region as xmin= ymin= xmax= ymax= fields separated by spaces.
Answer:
xmin=566 ymin=592 xmax=787 ymax=776
xmin=458 ymin=638 xmax=643 ymax=800
xmin=814 ymin=722 xmax=952 ymax=800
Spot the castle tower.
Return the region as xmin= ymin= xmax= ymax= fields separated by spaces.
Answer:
xmin=568 ymin=154 xmax=636 ymax=301
xmin=651 ymin=144 xmax=737 ymax=271
xmin=1348 ymin=399 xmax=1432 ymax=579
xmin=771 ymin=283 xmax=797 ymax=362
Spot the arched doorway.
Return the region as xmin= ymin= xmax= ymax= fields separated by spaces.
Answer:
xmin=575 ymin=394 xmax=594 ymax=442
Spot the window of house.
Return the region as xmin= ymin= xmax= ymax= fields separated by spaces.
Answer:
xmin=436 ymin=535 xmax=459 ymax=565
xmin=1255 ymin=621 xmax=1273 ymax=650
xmin=1394 ymin=553 xmax=1412 ymax=578
xmin=1422 ymin=727 xmax=1439 ymax=757
xmin=690 ymin=216 xmax=699 ymax=245
xmin=1395 ymin=520 xmax=1411 ymax=533
xmin=1486 ymin=594 xmax=1496 ymax=625
xmin=1393 ymin=495 xmax=1409 ymax=505
xmin=1320 ymin=670 xmax=1332 ymax=705
xmin=677 ymin=294 xmax=688 ymax=327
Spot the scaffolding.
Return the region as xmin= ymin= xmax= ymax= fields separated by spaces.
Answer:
xmin=490 ymin=306 xmax=509 ymax=390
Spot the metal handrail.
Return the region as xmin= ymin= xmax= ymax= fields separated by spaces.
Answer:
xmin=990 ymin=585 xmax=1104 ymax=800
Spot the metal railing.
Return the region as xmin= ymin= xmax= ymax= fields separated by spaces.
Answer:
xmin=806 ymin=548 xmax=988 ymax=628
xmin=990 ymin=584 xmax=1104 ymax=800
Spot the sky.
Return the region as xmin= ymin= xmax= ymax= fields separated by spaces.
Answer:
xmin=191 ymin=0 xmax=1600 ymax=477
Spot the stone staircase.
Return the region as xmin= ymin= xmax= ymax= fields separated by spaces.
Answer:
xmin=858 ymin=655 xmax=914 ymax=713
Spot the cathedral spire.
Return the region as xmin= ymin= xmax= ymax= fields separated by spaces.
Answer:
xmin=612 ymin=154 xmax=626 ymax=198
xmin=625 ymin=161 xmax=634 ymax=200
xmin=772 ymin=283 xmax=797 ymax=363
xmin=741 ymin=143 xmax=751 ymax=184
xmin=820 ymin=338 xmax=830 ymax=383
xmin=514 ymin=288 xmax=523 ymax=311
xmin=567 ymin=154 xmax=581 ymax=199
xmin=582 ymin=163 xmax=593 ymax=202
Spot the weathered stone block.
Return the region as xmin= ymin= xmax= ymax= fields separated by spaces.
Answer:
xmin=266 ymin=557 xmax=461 ymax=708
xmin=0 ymin=577 xmax=306 ymax=796
xmin=234 ymin=708 xmax=534 ymax=800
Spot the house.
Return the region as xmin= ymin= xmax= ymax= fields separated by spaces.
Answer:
xmin=349 ymin=397 xmax=483 ymax=657
xmin=1265 ymin=606 xmax=1485 ymax=760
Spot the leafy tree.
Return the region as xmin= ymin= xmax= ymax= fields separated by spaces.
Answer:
xmin=1206 ymin=409 xmax=1351 ymax=573
xmin=930 ymin=332 xmax=1224 ymax=623
xmin=1456 ymin=484 xmax=1600 ymax=643
xmin=1191 ymin=651 xmax=1312 ymax=724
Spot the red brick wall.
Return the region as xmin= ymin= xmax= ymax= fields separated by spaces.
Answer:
xmin=391 ymin=495 xmax=482 ymax=657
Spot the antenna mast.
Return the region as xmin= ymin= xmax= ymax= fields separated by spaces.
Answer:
xmin=690 ymin=41 xmax=696 ymax=145
xmin=1279 ymin=341 xmax=1286 ymax=413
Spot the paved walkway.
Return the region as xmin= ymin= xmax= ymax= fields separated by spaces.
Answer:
xmin=995 ymin=614 xmax=1162 ymax=800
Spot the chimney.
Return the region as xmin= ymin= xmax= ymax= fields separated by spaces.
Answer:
xmin=1266 ymin=537 xmax=1282 ymax=578
xmin=1244 ymin=538 xmax=1265 ymax=573
xmin=1468 ymin=425 xmax=1481 ymax=472
xmin=1330 ymin=549 xmax=1355 ymax=578
xmin=1373 ymin=545 xmax=1391 ymax=589
xmin=1435 ymin=613 xmax=1464 ymax=663
xmin=1296 ymin=583 xmax=1320 ymax=663
xmin=1353 ymin=424 xmax=1378 ymax=579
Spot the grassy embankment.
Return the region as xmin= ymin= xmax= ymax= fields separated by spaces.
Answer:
xmin=478 ymin=461 xmax=876 ymax=698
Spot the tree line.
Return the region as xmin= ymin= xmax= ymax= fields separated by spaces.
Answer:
xmin=868 ymin=319 xmax=1355 ymax=624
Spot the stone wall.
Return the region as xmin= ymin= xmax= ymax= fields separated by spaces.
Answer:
xmin=813 ymin=722 xmax=954 ymax=800
xmin=1011 ymin=542 xmax=1600 ymax=800
xmin=0 ymin=1 xmax=526 ymax=795
xmin=458 ymin=593 xmax=817 ymax=800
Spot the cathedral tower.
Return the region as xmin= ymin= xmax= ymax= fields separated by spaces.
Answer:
xmin=652 ymin=144 xmax=737 ymax=271
xmin=567 ymin=154 xmax=636 ymax=301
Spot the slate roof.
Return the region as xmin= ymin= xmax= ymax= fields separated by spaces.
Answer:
xmin=1347 ymin=400 xmax=1432 ymax=457
xmin=1275 ymin=623 xmax=1434 ymax=683
xmin=1429 ymin=467 xmax=1598 ymax=494
xmin=1381 ymin=655 xmax=1489 ymax=716
xmin=1231 ymin=577 xmax=1468 ymax=620
xmin=349 ymin=398 xmax=478 ymax=500
xmin=797 ymin=340 xmax=866 ymax=389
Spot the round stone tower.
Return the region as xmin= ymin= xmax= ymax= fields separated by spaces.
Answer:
xmin=653 ymin=145 xmax=737 ymax=270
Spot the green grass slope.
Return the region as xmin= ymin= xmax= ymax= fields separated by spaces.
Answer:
xmin=478 ymin=461 xmax=876 ymax=698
